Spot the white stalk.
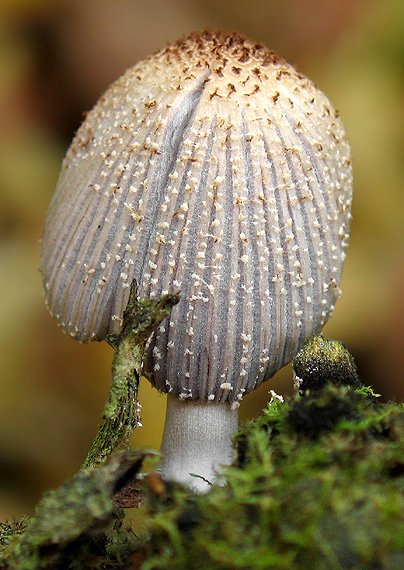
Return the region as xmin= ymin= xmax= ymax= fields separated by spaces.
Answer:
xmin=160 ymin=394 xmax=239 ymax=492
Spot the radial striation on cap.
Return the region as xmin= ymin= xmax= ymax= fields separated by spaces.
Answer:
xmin=41 ymin=30 xmax=353 ymax=404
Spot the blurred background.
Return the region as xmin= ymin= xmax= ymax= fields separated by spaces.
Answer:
xmin=1 ymin=0 xmax=404 ymax=519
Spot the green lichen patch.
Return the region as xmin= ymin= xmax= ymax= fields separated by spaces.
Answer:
xmin=0 ymin=451 xmax=154 ymax=570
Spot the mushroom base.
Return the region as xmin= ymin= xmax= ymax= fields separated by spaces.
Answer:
xmin=159 ymin=394 xmax=239 ymax=492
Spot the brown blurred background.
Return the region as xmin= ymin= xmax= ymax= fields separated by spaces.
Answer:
xmin=1 ymin=0 xmax=404 ymax=519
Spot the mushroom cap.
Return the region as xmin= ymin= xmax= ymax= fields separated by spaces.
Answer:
xmin=41 ymin=30 xmax=352 ymax=404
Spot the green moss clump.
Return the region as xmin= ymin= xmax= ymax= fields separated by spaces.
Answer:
xmin=138 ymin=385 xmax=404 ymax=570
xmin=3 ymin=385 xmax=404 ymax=569
xmin=2 ymin=334 xmax=404 ymax=569
xmin=292 ymin=334 xmax=362 ymax=393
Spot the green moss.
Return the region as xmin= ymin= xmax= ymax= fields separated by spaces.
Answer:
xmin=292 ymin=334 xmax=362 ymax=393
xmin=2 ymin=335 xmax=404 ymax=569
xmin=138 ymin=384 xmax=404 ymax=569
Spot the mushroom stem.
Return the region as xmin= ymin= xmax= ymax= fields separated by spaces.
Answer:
xmin=160 ymin=394 xmax=238 ymax=492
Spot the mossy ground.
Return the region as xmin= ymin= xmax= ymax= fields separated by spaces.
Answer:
xmin=2 ymin=382 xmax=404 ymax=570
xmin=138 ymin=385 xmax=404 ymax=570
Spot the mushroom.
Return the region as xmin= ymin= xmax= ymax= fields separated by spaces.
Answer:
xmin=41 ymin=30 xmax=352 ymax=491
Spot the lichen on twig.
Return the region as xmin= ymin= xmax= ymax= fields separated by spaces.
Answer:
xmin=82 ymin=280 xmax=180 ymax=469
